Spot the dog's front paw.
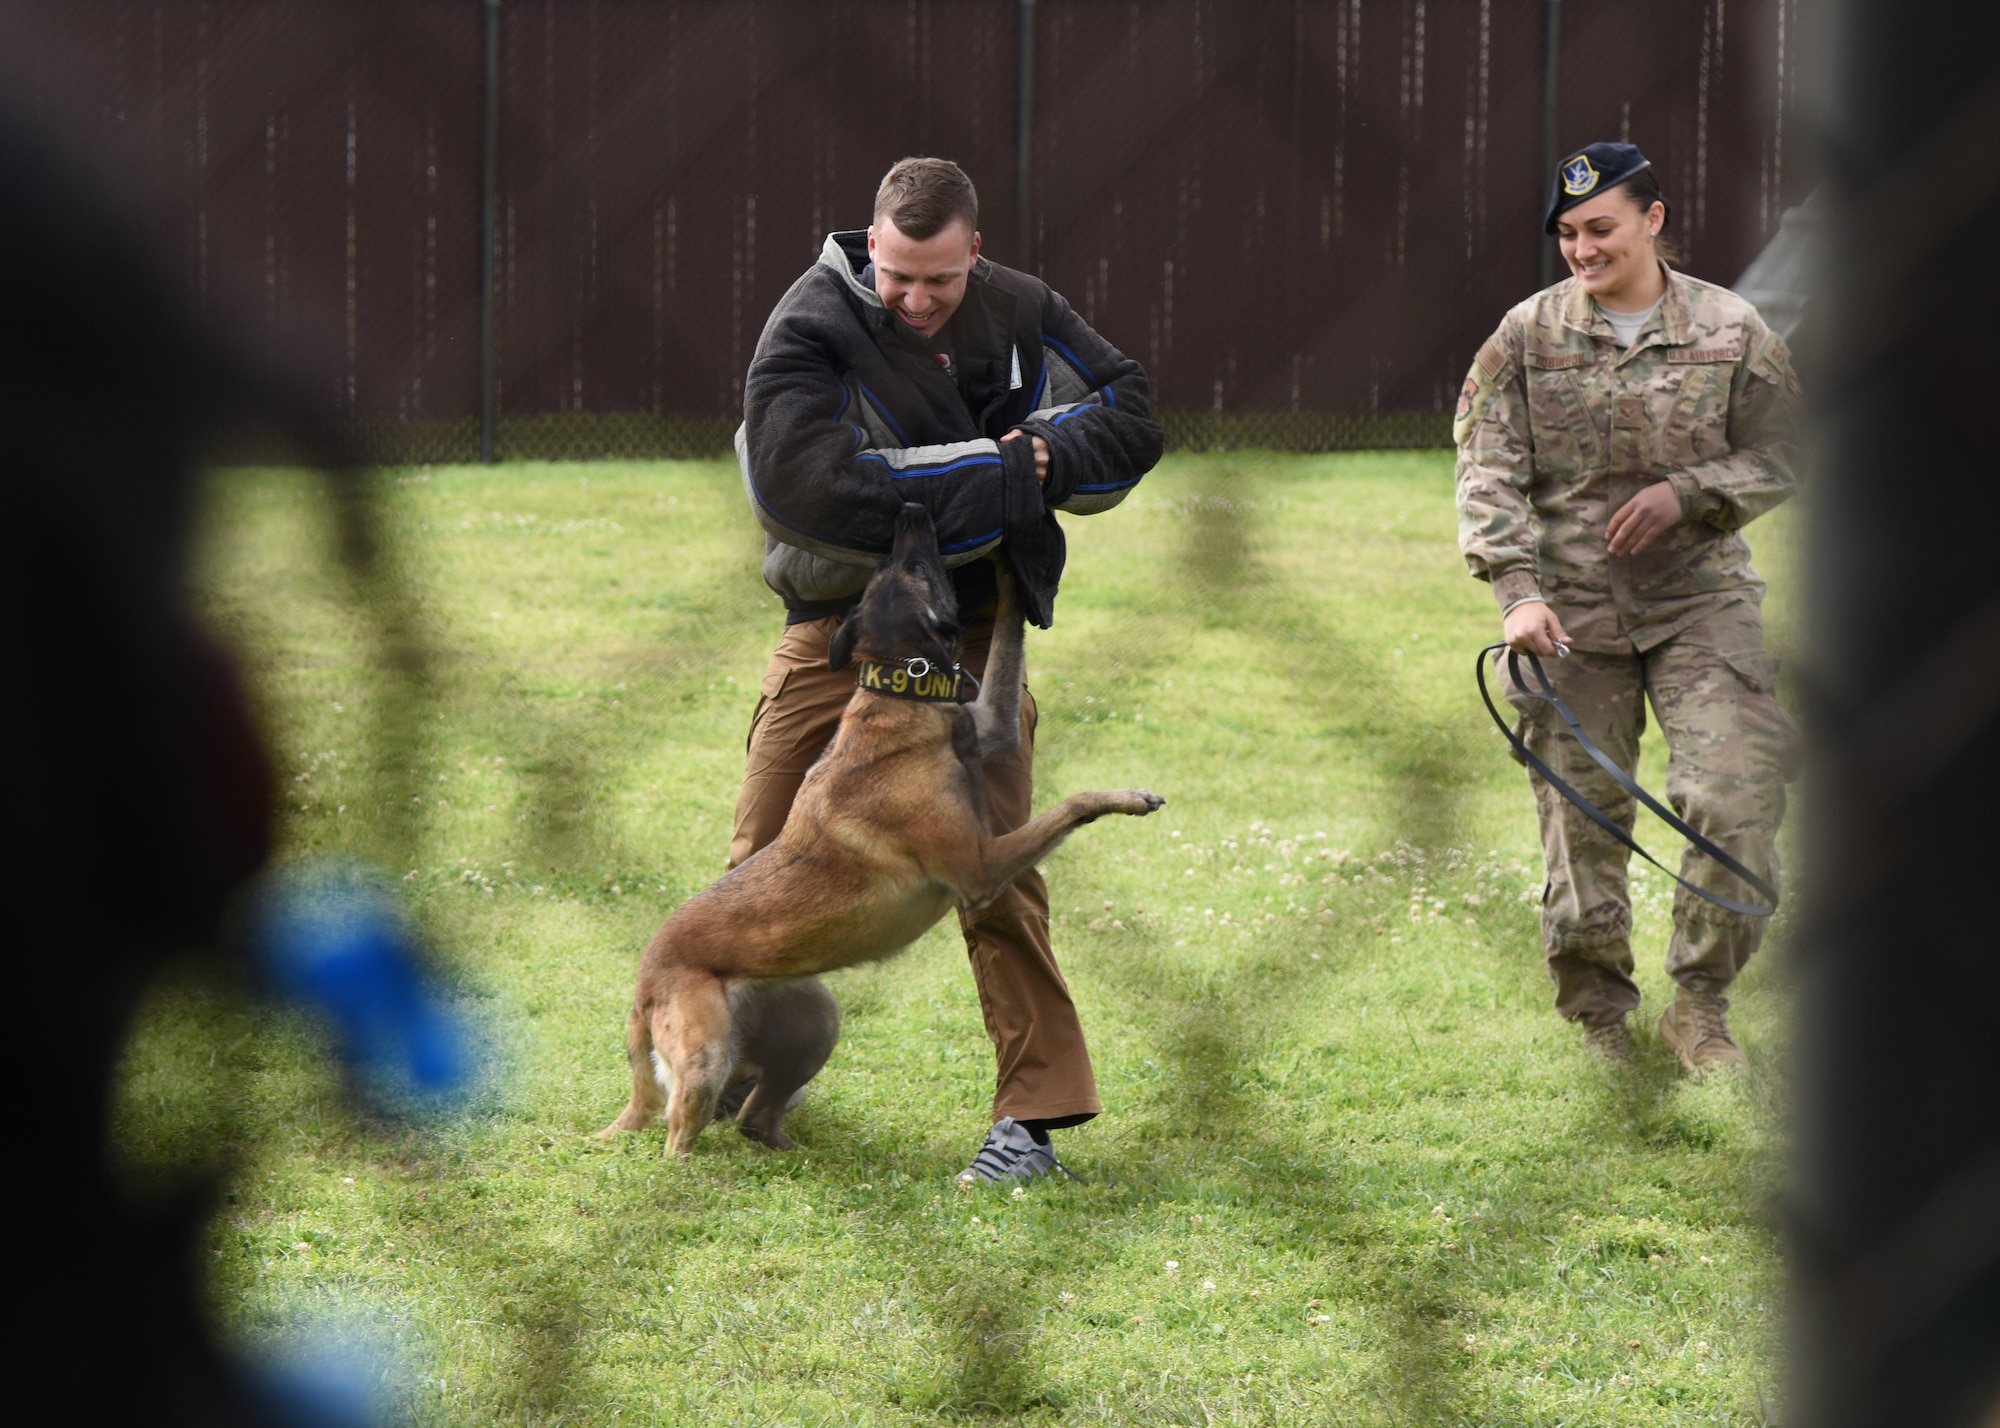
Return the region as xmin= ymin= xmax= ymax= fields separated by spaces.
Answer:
xmin=1122 ymin=790 xmax=1165 ymax=815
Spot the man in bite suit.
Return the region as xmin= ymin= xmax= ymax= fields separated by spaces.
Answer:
xmin=731 ymin=156 xmax=1162 ymax=1181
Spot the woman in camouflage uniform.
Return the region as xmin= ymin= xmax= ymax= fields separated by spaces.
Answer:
xmin=1453 ymin=142 xmax=1802 ymax=1072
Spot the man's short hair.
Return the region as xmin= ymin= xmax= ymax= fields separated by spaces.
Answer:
xmin=873 ymin=158 xmax=978 ymax=241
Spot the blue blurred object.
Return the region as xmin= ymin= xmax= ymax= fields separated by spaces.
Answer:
xmin=251 ymin=1354 xmax=382 ymax=1428
xmin=254 ymin=863 xmax=467 ymax=1100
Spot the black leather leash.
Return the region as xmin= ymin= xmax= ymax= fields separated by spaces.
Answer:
xmin=1476 ymin=641 xmax=1777 ymax=918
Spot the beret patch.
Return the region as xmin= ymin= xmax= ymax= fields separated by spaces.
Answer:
xmin=1544 ymin=141 xmax=1668 ymax=234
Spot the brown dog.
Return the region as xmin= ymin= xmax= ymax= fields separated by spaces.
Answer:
xmin=597 ymin=502 xmax=1164 ymax=1156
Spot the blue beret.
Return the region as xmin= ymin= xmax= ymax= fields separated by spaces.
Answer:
xmin=1543 ymin=142 xmax=1670 ymax=234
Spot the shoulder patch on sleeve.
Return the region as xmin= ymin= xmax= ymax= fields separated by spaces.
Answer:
xmin=1454 ymin=339 xmax=1514 ymax=447
xmin=1750 ymin=331 xmax=1801 ymax=395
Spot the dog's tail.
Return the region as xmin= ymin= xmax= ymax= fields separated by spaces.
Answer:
xmin=645 ymin=1009 xmax=675 ymax=1102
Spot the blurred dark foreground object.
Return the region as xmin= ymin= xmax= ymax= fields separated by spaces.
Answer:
xmin=0 ymin=97 xmax=423 ymax=1424
xmin=1790 ymin=2 xmax=2000 ymax=1427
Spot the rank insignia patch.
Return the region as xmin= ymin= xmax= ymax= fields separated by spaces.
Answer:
xmin=1561 ymin=155 xmax=1600 ymax=197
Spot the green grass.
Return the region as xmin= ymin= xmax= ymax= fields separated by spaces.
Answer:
xmin=117 ymin=452 xmax=1798 ymax=1424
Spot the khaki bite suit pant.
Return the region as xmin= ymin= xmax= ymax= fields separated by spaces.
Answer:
xmin=728 ymin=615 xmax=1102 ymax=1127
xmin=1502 ymin=598 xmax=1796 ymax=1025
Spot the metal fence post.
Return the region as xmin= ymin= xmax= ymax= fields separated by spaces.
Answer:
xmin=478 ymin=0 xmax=500 ymax=464
xmin=1537 ymin=0 xmax=1562 ymax=290
xmin=1016 ymin=0 xmax=1035 ymax=273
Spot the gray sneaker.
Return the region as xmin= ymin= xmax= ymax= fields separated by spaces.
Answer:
xmin=957 ymin=1117 xmax=1078 ymax=1184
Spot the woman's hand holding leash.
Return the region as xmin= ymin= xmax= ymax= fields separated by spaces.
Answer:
xmin=1503 ymin=600 xmax=1572 ymax=658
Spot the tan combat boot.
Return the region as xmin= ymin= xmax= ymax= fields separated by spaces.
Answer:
xmin=1658 ymin=987 xmax=1747 ymax=1075
xmin=1581 ymin=1014 xmax=1636 ymax=1063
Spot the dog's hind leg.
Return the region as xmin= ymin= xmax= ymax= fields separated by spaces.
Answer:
xmin=659 ymin=973 xmax=733 ymax=1157
xmin=595 ymin=1002 xmax=668 ymax=1139
xmin=730 ymin=978 xmax=842 ymax=1150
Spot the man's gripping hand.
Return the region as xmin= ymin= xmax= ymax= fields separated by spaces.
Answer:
xmin=1000 ymin=429 xmax=1050 ymax=488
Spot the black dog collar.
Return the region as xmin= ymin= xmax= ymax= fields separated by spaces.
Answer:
xmin=854 ymin=657 xmax=973 ymax=703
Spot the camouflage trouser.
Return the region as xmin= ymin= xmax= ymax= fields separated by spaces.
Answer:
xmin=1502 ymin=599 xmax=1796 ymax=1024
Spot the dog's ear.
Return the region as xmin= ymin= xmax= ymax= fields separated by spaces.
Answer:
xmin=826 ymin=614 xmax=859 ymax=671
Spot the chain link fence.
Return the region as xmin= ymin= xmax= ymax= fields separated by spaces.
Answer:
xmin=6 ymin=0 xmax=1812 ymax=463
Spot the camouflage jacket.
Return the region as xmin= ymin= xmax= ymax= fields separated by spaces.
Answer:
xmin=1453 ymin=266 xmax=1801 ymax=653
